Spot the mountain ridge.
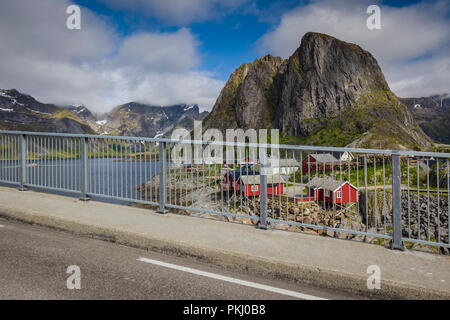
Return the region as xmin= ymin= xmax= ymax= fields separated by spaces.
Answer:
xmin=0 ymin=88 xmax=208 ymax=138
xmin=99 ymin=102 xmax=208 ymax=137
xmin=0 ymin=89 xmax=94 ymax=134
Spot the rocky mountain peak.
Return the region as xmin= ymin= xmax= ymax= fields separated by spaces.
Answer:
xmin=276 ymin=31 xmax=391 ymax=136
xmin=203 ymin=32 xmax=431 ymax=150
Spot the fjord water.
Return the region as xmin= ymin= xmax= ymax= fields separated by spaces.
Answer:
xmin=0 ymin=159 xmax=159 ymax=202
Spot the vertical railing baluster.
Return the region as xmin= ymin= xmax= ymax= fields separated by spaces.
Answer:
xmin=18 ymin=134 xmax=27 ymax=191
xmin=79 ymin=137 xmax=90 ymax=201
xmin=390 ymin=153 xmax=404 ymax=250
xmin=157 ymin=141 xmax=168 ymax=213
xmin=258 ymin=146 xmax=268 ymax=230
xmin=436 ymin=160 xmax=440 ymax=244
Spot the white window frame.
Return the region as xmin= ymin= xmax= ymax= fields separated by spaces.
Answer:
xmin=336 ymin=191 xmax=342 ymax=199
xmin=251 ymin=185 xmax=259 ymax=192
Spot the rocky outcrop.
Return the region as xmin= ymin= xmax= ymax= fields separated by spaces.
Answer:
xmin=359 ymin=189 xmax=449 ymax=253
xmin=203 ymin=55 xmax=285 ymax=131
xmin=398 ymin=193 xmax=449 ymax=250
xmin=203 ymin=32 xmax=432 ymax=150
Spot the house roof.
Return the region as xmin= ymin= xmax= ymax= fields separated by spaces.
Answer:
xmin=239 ymin=174 xmax=284 ymax=185
xmin=277 ymin=158 xmax=300 ymax=167
xmin=307 ymin=153 xmax=339 ymax=164
xmin=331 ymin=151 xmax=354 ymax=160
xmin=226 ymin=166 xmax=259 ymax=180
xmin=306 ymin=176 xmax=351 ymax=191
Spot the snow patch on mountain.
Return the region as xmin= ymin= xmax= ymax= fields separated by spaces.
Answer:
xmin=0 ymin=91 xmax=13 ymax=99
xmin=183 ymin=105 xmax=195 ymax=112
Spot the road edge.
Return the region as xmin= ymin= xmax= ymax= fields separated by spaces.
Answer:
xmin=0 ymin=207 xmax=448 ymax=300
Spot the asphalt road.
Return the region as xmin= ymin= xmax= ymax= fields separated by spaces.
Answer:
xmin=0 ymin=218 xmax=364 ymax=300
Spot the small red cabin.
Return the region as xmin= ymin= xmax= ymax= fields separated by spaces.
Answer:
xmin=219 ymin=166 xmax=259 ymax=191
xmin=220 ymin=172 xmax=238 ymax=191
xmin=306 ymin=177 xmax=358 ymax=204
xmin=302 ymin=154 xmax=339 ymax=173
xmin=237 ymin=175 xmax=284 ymax=197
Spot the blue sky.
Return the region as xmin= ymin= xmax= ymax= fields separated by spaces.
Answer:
xmin=72 ymin=0 xmax=432 ymax=82
xmin=0 ymin=0 xmax=448 ymax=112
xmin=72 ymin=0 xmax=303 ymax=81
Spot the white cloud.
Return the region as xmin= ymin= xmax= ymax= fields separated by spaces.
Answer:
xmin=0 ymin=0 xmax=224 ymax=113
xmin=0 ymin=0 xmax=116 ymax=63
xmin=258 ymin=0 xmax=450 ymax=97
xmin=99 ymin=0 xmax=249 ymax=25
xmin=113 ymin=28 xmax=200 ymax=73
xmin=386 ymin=48 xmax=450 ymax=98
xmin=117 ymin=71 xmax=225 ymax=108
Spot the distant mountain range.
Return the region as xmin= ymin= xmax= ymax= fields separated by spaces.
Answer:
xmin=0 ymin=89 xmax=208 ymax=138
xmin=399 ymin=95 xmax=450 ymax=144
xmin=203 ymin=32 xmax=436 ymax=150
xmin=95 ymin=102 xmax=207 ymax=138
xmin=0 ymin=89 xmax=94 ymax=134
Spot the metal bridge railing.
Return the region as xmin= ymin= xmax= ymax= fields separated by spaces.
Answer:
xmin=0 ymin=129 xmax=449 ymax=252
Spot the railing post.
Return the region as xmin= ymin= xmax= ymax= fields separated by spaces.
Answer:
xmin=18 ymin=134 xmax=28 ymax=191
xmin=157 ymin=141 xmax=168 ymax=214
xmin=257 ymin=138 xmax=269 ymax=230
xmin=390 ymin=153 xmax=404 ymax=250
xmin=258 ymin=173 xmax=268 ymax=229
xmin=79 ymin=137 xmax=90 ymax=201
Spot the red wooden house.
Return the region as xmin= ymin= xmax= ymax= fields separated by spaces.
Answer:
xmin=219 ymin=166 xmax=259 ymax=191
xmin=237 ymin=175 xmax=284 ymax=197
xmin=301 ymin=154 xmax=339 ymax=173
xmin=305 ymin=177 xmax=358 ymax=204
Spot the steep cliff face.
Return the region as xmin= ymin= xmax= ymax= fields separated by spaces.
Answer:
xmin=203 ymin=32 xmax=431 ymax=150
xmin=275 ymin=32 xmax=390 ymax=136
xmin=203 ymin=55 xmax=285 ymax=130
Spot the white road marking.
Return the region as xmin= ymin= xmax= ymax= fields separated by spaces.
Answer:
xmin=137 ymin=257 xmax=327 ymax=300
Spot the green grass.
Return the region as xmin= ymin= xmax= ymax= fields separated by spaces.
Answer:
xmin=288 ymin=159 xmax=449 ymax=190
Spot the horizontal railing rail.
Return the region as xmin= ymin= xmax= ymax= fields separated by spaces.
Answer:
xmin=1 ymin=129 xmax=449 ymax=158
xmin=0 ymin=130 xmax=449 ymax=252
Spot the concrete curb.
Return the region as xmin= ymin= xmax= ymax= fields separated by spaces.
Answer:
xmin=0 ymin=206 xmax=449 ymax=300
